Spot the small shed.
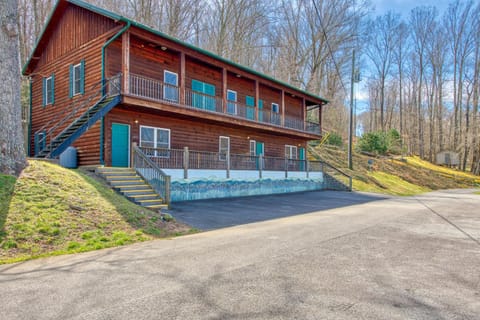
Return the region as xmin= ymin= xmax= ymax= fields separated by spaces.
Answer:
xmin=436 ymin=151 xmax=459 ymax=167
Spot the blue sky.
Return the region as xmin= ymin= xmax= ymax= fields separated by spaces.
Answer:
xmin=370 ymin=0 xmax=452 ymax=17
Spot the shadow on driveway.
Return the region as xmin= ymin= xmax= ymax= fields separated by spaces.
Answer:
xmin=166 ymin=191 xmax=389 ymax=230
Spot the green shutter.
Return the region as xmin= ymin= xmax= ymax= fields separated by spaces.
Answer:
xmin=191 ymin=79 xmax=203 ymax=109
xmin=204 ymin=83 xmax=216 ymax=111
xmin=51 ymin=73 xmax=55 ymax=105
xmin=246 ymin=96 xmax=255 ymax=120
xmin=69 ymin=65 xmax=73 ymax=98
xmin=258 ymin=99 xmax=263 ymax=121
xmin=42 ymin=77 xmax=46 ymax=107
xmin=192 ymin=79 xmax=203 ymax=92
xmin=80 ymin=59 xmax=85 ymax=94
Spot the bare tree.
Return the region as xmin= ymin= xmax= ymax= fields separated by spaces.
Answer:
xmin=364 ymin=12 xmax=400 ymax=132
xmin=1 ymin=0 xmax=27 ymax=176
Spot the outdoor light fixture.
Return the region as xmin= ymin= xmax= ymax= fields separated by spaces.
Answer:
xmin=160 ymin=46 xmax=167 ymax=51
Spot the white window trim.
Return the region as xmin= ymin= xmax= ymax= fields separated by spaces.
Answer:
xmin=140 ymin=125 xmax=171 ymax=158
xmin=72 ymin=63 xmax=82 ymax=96
xmin=249 ymin=140 xmax=256 ymax=157
xmin=164 ymin=70 xmax=178 ymax=102
xmin=219 ymin=136 xmax=230 ymax=161
xmin=45 ymin=76 xmax=53 ymax=105
xmin=272 ymin=102 xmax=280 ymax=113
xmin=227 ymin=89 xmax=237 ymax=115
xmin=285 ymin=145 xmax=298 ymax=160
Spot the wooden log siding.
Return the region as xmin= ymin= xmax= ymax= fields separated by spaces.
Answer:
xmin=30 ymin=29 xmax=120 ymax=164
xmin=185 ymin=57 xmax=223 ymax=93
xmin=226 ymin=72 xmax=256 ymax=106
xmin=38 ymin=5 xmax=117 ymax=67
xmin=129 ymin=35 xmax=180 ymax=82
xmin=104 ymin=107 xmax=306 ymax=166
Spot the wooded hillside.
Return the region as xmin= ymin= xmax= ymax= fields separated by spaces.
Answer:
xmin=17 ymin=0 xmax=480 ymax=174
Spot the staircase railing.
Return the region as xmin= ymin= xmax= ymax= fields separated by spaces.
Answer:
xmin=307 ymin=144 xmax=352 ymax=191
xmin=34 ymin=74 xmax=122 ymax=156
xmin=132 ymin=144 xmax=171 ymax=206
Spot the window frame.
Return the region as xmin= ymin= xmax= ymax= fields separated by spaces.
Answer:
xmin=227 ymin=89 xmax=237 ymax=115
xmin=44 ymin=75 xmax=54 ymax=106
xmin=285 ymin=145 xmax=298 ymax=160
xmin=219 ymin=136 xmax=230 ymax=161
xmin=72 ymin=63 xmax=82 ymax=96
xmin=139 ymin=125 xmax=171 ymax=158
xmin=271 ymin=103 xmax=280 ymax=113
xmin=163 ymin=70 xmax=179 ymax=102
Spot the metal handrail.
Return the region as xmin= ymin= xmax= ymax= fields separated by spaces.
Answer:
xmin=125 ymin=72 xmax=322 ymax=135
xmin=34 ymin=74 xmax=121 ymax=155
xmin=133 ymin=145 xmax=171 ymax=206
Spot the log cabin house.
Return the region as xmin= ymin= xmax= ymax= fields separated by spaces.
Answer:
xmin=23 ymin=0 xmax=345 ymax=204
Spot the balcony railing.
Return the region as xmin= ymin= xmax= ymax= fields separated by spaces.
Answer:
xmin=127 ymin=73 xmax=321 ymax=135
xmin=139 ymin=146 xmax=352 ymax=191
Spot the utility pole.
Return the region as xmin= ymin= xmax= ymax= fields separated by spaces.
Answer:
xmin=348 ymin=50 xmax=355 ymax=170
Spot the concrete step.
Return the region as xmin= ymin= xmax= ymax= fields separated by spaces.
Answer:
xmin=137 ymin=199 xmax=165 ymax=207
xmin=106 ymin=175 xmax=141 ymax=181
xmin=128 ymin=194 xmax=161 ymax=201
xmin=96 ymin=167 xmax=168 ymax=209
xmin=114 ymin=184 xmax=149 ymax=191
xmin=144 ymin=204 xmax=169 ymax=210
xmin=109 ymin=179 xmax=144 ymax=186
xmin=96 ymin=167 xmax=135 ymax=174
xmin=102 ymin=171 xmax=137 ymax=177
xmin=123 ymin=189 xmax=155 ymax=196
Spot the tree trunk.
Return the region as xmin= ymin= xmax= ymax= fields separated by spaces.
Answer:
xmin=0 ymin=0 xmax=27 ymax=176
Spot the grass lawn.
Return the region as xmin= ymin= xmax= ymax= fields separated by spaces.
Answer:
xmin=0 ymin=160 xmax=196 ymax=264
xmin=312 ymin=145 xmax=480 ymax=195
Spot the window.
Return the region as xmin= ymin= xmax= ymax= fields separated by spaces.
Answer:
xmin=192 ymin=79 xmax=216 ymax=111
xmin=43 ymin=75 xmax=55 ymax=106
xmin=272 ymin=103 xmax=280 ymax=113
xmin=34 ymin=131 xmax=46 ymax=155
xmin=219 ymin=136 xmax=230 ymax=161
xmin=245 ymin=96 xmax=255 ymax=120
xmin=69 ymin=60 xmax=85 ymax=97
xmin=164 ymin=70 xmax=179 ymax=102
xmin=140 ymin=126 xmax=170 ymax=157
xmin=285 ymin=145 xmax=297 ymax=160
xmin=249 ymin=140 xmax=256 ymax=157
xmin=271 ymin=102 xmax=281 ymax=125
xmin=227 ymin=90 xmax=237 ymax=114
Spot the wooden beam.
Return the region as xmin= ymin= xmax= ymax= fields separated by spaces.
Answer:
xmin=122 ymin=31 xmax=130 ymax=94
xmin=222 ymin=68 xmax=228 ymax=113
xmin=302 ymin=97 xmax=306 ymax=131
xmin=255 ymin=80 xmax=259 ymax=121
xmin=122 ymin=95 xmax=321 ymax=140
xmin=180 ymin=52 xmax=186 ymax=104
xmin=281 ymin=90 xmax=285 ymax=126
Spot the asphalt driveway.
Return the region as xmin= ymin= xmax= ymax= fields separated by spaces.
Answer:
xmin=1 ymin=189 xmax=479 ymax=319
xmin=167 ymin=190 xmax=389 ymax=230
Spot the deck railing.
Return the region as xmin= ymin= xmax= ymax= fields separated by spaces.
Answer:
xmin=126 ymin=73 xmax=321 ymax=135
xmin=34 ymin=74 xmax=122 ymax=156
xmin=133 ymin=144 xmax=171 ymax=205
xmin=138 ymin=146 xmax=352 ymax=191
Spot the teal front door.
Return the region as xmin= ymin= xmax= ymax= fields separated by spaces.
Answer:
xmin=299 ymin=147 xmax=306 ymax=171
xmin=255 ymin=141 xmax=264 ymax=169
xmin=111 ymin=123 xmax=130 ymax=167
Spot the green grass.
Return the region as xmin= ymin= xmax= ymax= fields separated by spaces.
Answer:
xmin=0 ymin=160 xmax=196 ymax=264
xmin=312 ymin=144 xmax=480 ymax=196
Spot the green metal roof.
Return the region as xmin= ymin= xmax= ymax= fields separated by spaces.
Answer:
xmin=24 ymin=0 xmax=329 ymax=104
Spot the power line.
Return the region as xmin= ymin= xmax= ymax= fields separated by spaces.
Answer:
xmin=311 ymin=0 xmax=347 ymax=94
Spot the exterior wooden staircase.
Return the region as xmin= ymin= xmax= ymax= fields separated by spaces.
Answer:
xmin=96 ymin=167 xmax=168 ymax=210
xmin=35 ymin=75 xmax=121 ymax=159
